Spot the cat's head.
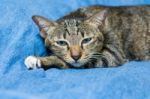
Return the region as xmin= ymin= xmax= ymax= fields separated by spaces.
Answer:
xmin=32 ymin=9 xmax=108 ymax=68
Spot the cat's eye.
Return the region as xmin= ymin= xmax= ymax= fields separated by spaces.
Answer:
xmin=82 ymin=37 xmax=92 ymax=44
xmin=56 ymin=40 xmax=68 ymax=46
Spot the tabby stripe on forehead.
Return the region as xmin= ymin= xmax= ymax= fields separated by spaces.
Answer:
xmin=63 ymin=31 xmax=66 ymax=39
xmin=64 ymin=24 xmax=70 ymax=36
xmin=80 ymin=31 xmax=84 ymax=37
xmin=76 ymin=20 xmax=80 ymax=35
xmin=65 ymin=20 xmax=79 ymax=35
xmin=63 ymin=19 xmax=85 ymax=38
xmin=73 ymin=19 xmax=78 ymax=35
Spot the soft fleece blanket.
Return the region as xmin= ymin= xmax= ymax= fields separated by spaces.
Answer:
xmin=0 ymin=0 xmax=150 ymax=99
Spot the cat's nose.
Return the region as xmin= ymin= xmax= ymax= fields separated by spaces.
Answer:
xmin=71 ymin=54 xmax=81 ymax=61
xmin=70 ymin=46 xmax=82 ymax=61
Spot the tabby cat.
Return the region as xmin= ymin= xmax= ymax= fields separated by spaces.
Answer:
xmin=25 ymin=5 xmax=150 ymax=69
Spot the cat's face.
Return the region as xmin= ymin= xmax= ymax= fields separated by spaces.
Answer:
xmin=32 ymin=10 xmax=107 ymax=67
xmin=46 ymin=20 xmax=104 ymax=67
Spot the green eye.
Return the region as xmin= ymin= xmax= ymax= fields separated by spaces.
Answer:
xmin=82 ymin=37 xmax=92 ymax=44
xmin=56 ymin=40 xmax=68 ymax=46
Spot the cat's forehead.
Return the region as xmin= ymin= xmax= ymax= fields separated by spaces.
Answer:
xmin=63 ymin=19 xmax=81 ymax=27
xmin=63 ymin=19 xmax=81 ymax=35
xmin=55 ymin=19 xmax=94 ymax=37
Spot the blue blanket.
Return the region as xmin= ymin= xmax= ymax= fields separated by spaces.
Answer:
xmin=0 ymin=0 xmax=150 ymax=99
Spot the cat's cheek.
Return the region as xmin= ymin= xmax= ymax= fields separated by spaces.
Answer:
xmin=45 ymin=39 xmax=52 ymax=47
xmin=82 ymin=43 xmax=92 ymax=49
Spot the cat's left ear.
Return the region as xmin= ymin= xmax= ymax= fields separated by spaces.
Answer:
xmin=85 ymin=9 xmax=108 ymax=27
xmin=32 ymin=15 xmax=57 ymax=38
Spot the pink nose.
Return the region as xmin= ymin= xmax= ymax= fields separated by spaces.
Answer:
xmin=70 ymin=46 xmax=82 ymax=61
xmin=71 ymin=54 xmax=81 ymax=61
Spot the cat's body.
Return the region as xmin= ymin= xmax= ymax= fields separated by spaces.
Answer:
xmin=25 ymin=5 xmax=150 ymax=69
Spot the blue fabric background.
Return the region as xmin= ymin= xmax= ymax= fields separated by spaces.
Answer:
xmin=0 ymin=0 xmax=150 ymax=99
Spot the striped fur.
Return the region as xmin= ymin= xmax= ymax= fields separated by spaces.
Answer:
xmin=27 ymin=5 xmax=150 ymax=69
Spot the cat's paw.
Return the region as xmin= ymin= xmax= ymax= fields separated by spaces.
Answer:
xmin=24 ymin=56 xmax=41 ymax=69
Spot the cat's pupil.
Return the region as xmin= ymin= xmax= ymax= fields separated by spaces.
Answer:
xmin=82 ymin=37 xmax=92 ymax=44
xmin=56 ymin=41 xmax=68 ymax=46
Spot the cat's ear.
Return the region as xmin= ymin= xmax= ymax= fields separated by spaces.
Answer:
xmin=32 ymin=15 xmax=57 ymax=38
xmin=85 ymin=9 xmax=108 ymax=27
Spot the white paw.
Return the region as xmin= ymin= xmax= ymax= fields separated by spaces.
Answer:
xmin=24 ymin=56 xmax=41 ymax=69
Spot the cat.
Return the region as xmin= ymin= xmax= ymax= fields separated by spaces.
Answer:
xmin=24 ymin=5 xmax=150 ymax=69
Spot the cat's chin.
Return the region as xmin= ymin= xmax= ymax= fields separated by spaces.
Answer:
xmin=70 ymin=62 xmax=83 ymax=68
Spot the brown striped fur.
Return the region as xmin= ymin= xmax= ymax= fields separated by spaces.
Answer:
xmin=27 ymin=5 xmax=150 ymax=69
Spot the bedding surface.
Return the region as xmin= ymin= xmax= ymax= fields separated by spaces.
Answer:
xmin=0 ymin=0 xmax=150 ymax=99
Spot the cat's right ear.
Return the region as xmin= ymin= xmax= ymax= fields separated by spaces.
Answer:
xmin=32 ymin=15 xmax=57 ymax=38
xmin=84 ymin=9 xmax=108 ymax=27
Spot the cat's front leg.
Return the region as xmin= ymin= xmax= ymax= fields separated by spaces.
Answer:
xmin=95 ymin=51 xmax=119 ymax=67
xmin=95 ymin=52 xmax=120 ymax=68
xmin=95 ymin=45 xmax=127 ymax=67
xmin=24 ymin=56 xmax=68 ymax=69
